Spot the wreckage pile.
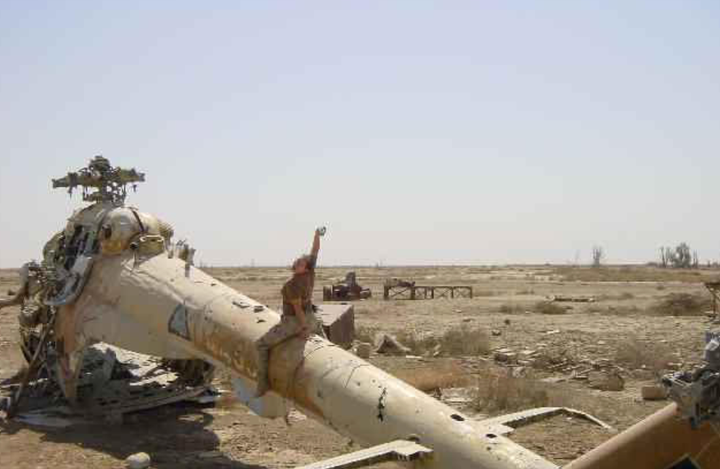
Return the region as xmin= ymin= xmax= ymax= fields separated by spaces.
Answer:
xmin=0 ymin=344 xmax=217 ymax=425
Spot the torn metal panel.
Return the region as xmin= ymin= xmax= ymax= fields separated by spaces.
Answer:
xmin=296 ymin=439 xmax=433 ymax=469
xmin=314 ymin=303 xmax=355 ymax=349
xmin=75 ymin=345 xmax=213 ymax=416
xmin=45 ymin=255 xmax=94 ymax=307
xmin=477 ymin=407 xmax=615 ymax=436
xmin=4 ymin=343 xmax=216 ymax=421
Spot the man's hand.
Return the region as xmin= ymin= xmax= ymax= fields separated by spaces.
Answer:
xmin=298 ymin=323 xmax=311 ymax=340
xmin=311 ymin=227 xmax=324 ymax=257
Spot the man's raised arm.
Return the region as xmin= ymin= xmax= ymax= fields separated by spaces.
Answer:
xmin=311 ymin=227 xmax=325 ymax=258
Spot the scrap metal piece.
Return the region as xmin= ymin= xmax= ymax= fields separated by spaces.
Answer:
xmin=73 ymin=344 xmax=213 ymax=417
xmin=663 ymin=331 xmax=720 ymax=428
xmin=13 ymin=406 xmax=79 ymax=428
xmin=3 ymin=343 xmax=216 ymax=424
xmin=295 ymin=439 xmax=433 ymax=469
xmin=548 ymin=295 xmax=596 ymax=303
xmin=477 ymin=407 xmax=615 ymax=436
xmin=314 ymin=303 xmax=355 ymax=348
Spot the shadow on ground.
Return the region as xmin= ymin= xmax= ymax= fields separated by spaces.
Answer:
xmin=0 ymin=401 xmax=267 ymax=469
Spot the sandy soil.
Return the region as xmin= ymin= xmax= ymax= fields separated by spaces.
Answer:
xmin=1 ymin=265 xmax=717 ymax=468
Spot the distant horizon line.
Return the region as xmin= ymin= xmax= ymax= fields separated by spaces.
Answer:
xmin=2 ymin=262 xmax=719 ymax=271
xmin=204 ymin=262 xmax=720 ymax=269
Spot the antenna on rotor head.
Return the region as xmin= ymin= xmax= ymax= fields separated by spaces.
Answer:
xmin=51 ymin=155 xmax=145 ymax=204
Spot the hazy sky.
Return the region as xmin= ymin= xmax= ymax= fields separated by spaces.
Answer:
xmin=1 ymin=1 xmax=719 ymax=268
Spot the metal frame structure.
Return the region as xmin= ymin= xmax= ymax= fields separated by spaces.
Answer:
xmin=383 ymin=284 xmax=473 ymax=300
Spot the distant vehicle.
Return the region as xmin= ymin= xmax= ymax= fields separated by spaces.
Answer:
xmin=323 ymin=271 xmax=372 ymax=301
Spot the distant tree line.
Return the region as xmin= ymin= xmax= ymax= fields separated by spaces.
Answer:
xmin=659 ymin=242 xmax=699 ymax=269
xmin=578 ymin=242 xmax=709 ymax=269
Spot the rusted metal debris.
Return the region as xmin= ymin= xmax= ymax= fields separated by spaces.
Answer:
xmin=323 ymin=272 xmax=372 ymax=301
xmin=1 ymin=343 xmax=217 ymax=422
xmin=548 ymin=295 xmax=595 ymax=303
xmin=383 ymin=278 xmax=472 ymax=300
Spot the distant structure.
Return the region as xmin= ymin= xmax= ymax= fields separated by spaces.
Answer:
xmin=383 ymin=278 xmax=472 ymax=300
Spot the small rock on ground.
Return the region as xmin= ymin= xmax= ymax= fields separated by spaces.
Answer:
xmin=126 ymin=452 xmax=151 ymax=469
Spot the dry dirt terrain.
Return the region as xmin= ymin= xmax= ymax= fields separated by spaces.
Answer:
xmin=1 ymin=265 xmax=718 ymax=468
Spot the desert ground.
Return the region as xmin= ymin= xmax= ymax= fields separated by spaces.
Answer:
xmin=1 ymin=264 xmax=718 ymax=468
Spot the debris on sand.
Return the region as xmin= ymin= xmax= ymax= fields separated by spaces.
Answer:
xmin=549 ymin=295 xmax=595 ymax=303
xmin=375 ymin=334 xmax=411 ymax=355
xmin=355 ymin=342 xmax=372 ymax=359
xmin=641 ymin=385 xmax=667 ymax=400
xmin=588 ymin=371 xmax=624 ymax=392
xmin=494 ymin=348 xmax=518 ymax=364
xmin=125 ymin=452 xmax=151 ymax=469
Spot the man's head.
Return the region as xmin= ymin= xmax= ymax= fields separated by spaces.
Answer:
xmin=292 ymin=255 xmax=313 ymax=275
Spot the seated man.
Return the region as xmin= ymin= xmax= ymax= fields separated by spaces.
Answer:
xmin=254 ymin=227 xmax=326 ymax=397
